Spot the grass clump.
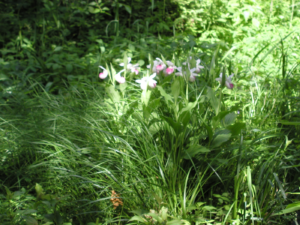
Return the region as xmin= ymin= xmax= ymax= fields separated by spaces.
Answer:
xmin=1 ymin=0 xmax=300 ymax=224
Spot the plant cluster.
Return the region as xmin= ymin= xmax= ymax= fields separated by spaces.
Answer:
xmin=1 ymin=0 xmax=300 ymax=224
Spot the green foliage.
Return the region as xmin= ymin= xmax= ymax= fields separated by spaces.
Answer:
xmin=1 ymin=0 xmax=300 ymax=224
xmin=0 ymin=184 xmax=70 ymax=225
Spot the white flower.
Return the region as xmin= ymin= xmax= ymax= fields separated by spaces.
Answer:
xmin=216 ymin=73 xmax=234 ymax=89
xmin=175 ymin=66 xmax=197 ymax=82
xmin=195 ymin=59 xmax=204 ymax=73
xmin=189 ymin=68 xmax=197 ymax=82
xmin=120 ymin=57 xmax=139 ymax=75
xmin=175 ymin=67 xmax=184 ymax=76
xmin=148 ymin=58 xmax=166 ymax=74
xmin=99 ymin=66 xmax=108 ymax=79
xmin=136 ymin=73 xmax=157 ymax=90
xmin=115 ymin=69 xmax=126 ymax=84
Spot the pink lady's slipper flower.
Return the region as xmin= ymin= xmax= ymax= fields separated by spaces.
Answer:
xmin=120 ymin=57 xmax=139 ymax=75
xmin=148 ymin=58 xmax=166 ymax=74
xmin=115 ymin=69 xmax=126 ymax=84
xmin=164 ymin=61 xmax=176 ymax=75
xmin=136 ymin=73 xmax=157 ymax=90
xmin=99 ymin=66 xmax=108 ymax=79
xmin=195 ymin=59 xmax=204 ymax=73
xmin=216 ymin=73 xmax=234 ymax=89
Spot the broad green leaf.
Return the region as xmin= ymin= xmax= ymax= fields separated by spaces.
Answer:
xmin=195 ymin=202 xmax=206 ymax=207
xmin=5 ymin=186 xmax=12 ymax=199
xmin=143 ymin=105 xmax=151 ymax=120
xmin=128 ymin=44 xmax=135 ymax=51
xmin=105 ymin=85 xmax=120 ymax=103
xmin=207 ymin=87 xmax=219 ymax=115
xmin=124 ymin=101 xmax=138 ymax=117
xmin=123 ymin=4 xmax=132 ymax=14
xmin=178 ymin=110 xmax=191 ymax=129
xmin=227 ymin=122 xmax=246 ymax=136
xmin=129 ymin=216 xmax=147 ymax=223
xmin=223 ymin=112 xmax=237 ymax=126
xmin=141 ymin=89 xmax=151 ymax=106
xmin=119 ymin=82 xmax=127 ymax=93
xmin=202 ymin=206 xmax=216 ymax=211
xmin=156 ymin=85 xmax=173 ymax=104
xmin=24 ymin=216 xmax=38 ymax=225
xmin=143 ymin=98 xmax=161 ymax=119
xmin=53 ymin=46 xmax=62 ymax=52
xmin=171 ymin=78 xmax=180 ymax=102
xmin=148 ymin=98 xmax=161 ymax=110
xmin=179 ymin=101 xmax=197 ymax=115
xmin=138 ymin=59 xmax=144 ymax=66
xmin=88 ymin=6 xmax=96 ymax=13
xmin=183 ymin=145 xmax=210 ymax=159
xmin=211 ymin=133 xmax=231 ymax=148
xmin=274 ymin=201 xmax=300 ymax=215
xmin=162 ymin=116 xmax=182 ymax=136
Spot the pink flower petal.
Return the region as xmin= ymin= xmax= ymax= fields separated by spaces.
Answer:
xmin=156 ymin=64 xmax=165 ymax=72
xmin=99 ymin=71 xmax=108 ymax=79
xmin=226 ymin=83 xmax=234 ymax=89
xmin=166 ymin=67 xmax=174 ymax=75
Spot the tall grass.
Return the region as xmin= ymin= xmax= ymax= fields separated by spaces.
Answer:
xmin=1 ymin=44 xmax=300 ymax=224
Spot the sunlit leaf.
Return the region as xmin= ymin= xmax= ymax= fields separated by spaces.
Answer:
xmin=211 ymin=133 xmax=231 ymax=148
xmin=106 ymin=85 xmax=120 ymax=103
xmin=223 ymin=112 xmax=237 ymax=126
xmin=171 ymin=78 xmax=180 ymax=102
xmin=156 ymin=85 xmax=173 ymax=104
xmin=207 ymin=87 xmax=219 ymax=115
xmin=24 ymin=216 xmax=38 ymax=225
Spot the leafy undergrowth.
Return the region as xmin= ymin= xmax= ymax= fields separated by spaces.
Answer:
xmin=1 ymin=0 xmax=300 ymax=225
xmin=1 ymin=51 xmax=300 ymax=225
